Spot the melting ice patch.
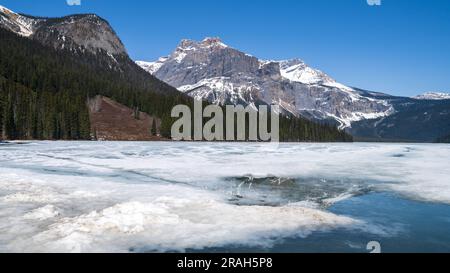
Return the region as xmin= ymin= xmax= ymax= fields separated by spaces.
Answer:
xmin=0 ymin=142 xmax=450 ymax=252
xmin=0 ymin=170 xmax=360 ymax=253
xmin=28 ymin=199 xmax=359 ymax=253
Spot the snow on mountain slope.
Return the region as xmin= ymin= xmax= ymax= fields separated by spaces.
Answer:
xmin=0 ymin=5 xmax=41 ymax=37
xmin=178 ymin=77 xmax=261 ymax=107
xmin=414 ymin=92 xmax=450 ymax=100
xmin=136 ymin=37 xmax=393 ymax=129
xmin=136 ymin=57 xmax=168 ymax=74
xmin=279 ymin=59 xmax=334 ymax=85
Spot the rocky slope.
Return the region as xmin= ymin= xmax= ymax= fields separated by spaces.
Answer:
xmin=347 ymin=88 xmax=450 ymax=142
xmin=0 ymin=5 xmax=126 ymax=57
xmin=88 ymin=96 xmax=163 ymax=141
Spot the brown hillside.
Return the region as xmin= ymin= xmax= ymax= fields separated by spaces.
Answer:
xmin=88 ymin=96 xmax=164 ymax=141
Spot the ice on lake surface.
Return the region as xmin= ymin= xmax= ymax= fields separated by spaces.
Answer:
xmin=0 ymin=141 xmax=450 ymax=252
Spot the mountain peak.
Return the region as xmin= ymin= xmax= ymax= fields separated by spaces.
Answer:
xmin=36 ymin=13 xmax=126 ymax=55
xmin=177 ymin=37 xmax=228 ymax=50
xmin=0 ymin=5 xmax=126 ymax=56
xmin=0 ymin=5 xmax=16 ymax=15
xmin=414 ymin=92 xmax=450 ymax=100
xmin=0 ymin=4 xmax=38 ymax=37
xmin=178 ymin=38 xmax=195 ymax=48
xmin=136 ymin=37 xmax=392 ymax=129
xmin=201 ymin=37 xmax=228 ymax=47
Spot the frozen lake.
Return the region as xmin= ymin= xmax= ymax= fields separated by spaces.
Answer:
xmin=0 ymin=141 xmax=449 ymax=253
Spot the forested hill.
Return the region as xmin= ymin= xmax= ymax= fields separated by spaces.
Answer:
xmin=0 ymin=27 xmax=191 ymax=140
xmin=0 ymin=26 xmax=351 ymax=142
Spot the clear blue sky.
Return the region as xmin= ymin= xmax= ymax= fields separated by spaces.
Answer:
xmin=1 ymin=0 xmax=450 ymax=96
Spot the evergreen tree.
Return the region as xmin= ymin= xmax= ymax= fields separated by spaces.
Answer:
xmin=151 ymin=118 xmax=157 ymax=136
xmin=160 ymin=115 xmax=173 ymax=139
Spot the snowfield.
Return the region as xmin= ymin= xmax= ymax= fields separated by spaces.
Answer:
xmin=0 ymin=141 xmax=450 ymax=252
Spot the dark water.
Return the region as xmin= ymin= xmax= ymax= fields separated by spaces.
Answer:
xmin=192 ymin=193 xmax=450 ymax=253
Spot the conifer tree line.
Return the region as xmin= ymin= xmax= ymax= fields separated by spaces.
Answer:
xmin=0 ymin=28 xmax=352 ymax=142
xmin=435 ymin=134 xmax=450 ymax=143
xmin=0 ymin=76 xmax=90 ymax=139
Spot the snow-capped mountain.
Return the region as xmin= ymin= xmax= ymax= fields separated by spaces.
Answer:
xmin=414 ymin=92 xmax=450 ymax=100
xmin=0 ymin=5 xmax=126 ymax=56
xmin=137 ymin=37 xmax=393 ymax=128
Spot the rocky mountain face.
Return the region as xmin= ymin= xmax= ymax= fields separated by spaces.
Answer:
xmin=0 ymin=5 xmax=126 ymax=57
xmin=349 ymin=89 xmax=450 ymax=142
xmin=0 ymin=5 xmax=181 ymax=96
xmin=137 ymin=37 xmax=393 ymax=129
xmin=33 ymin=14 xmax=126 ymax=56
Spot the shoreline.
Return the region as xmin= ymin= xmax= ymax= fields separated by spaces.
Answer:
xmin=0 ymin=139 xmax=446 ymax=144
